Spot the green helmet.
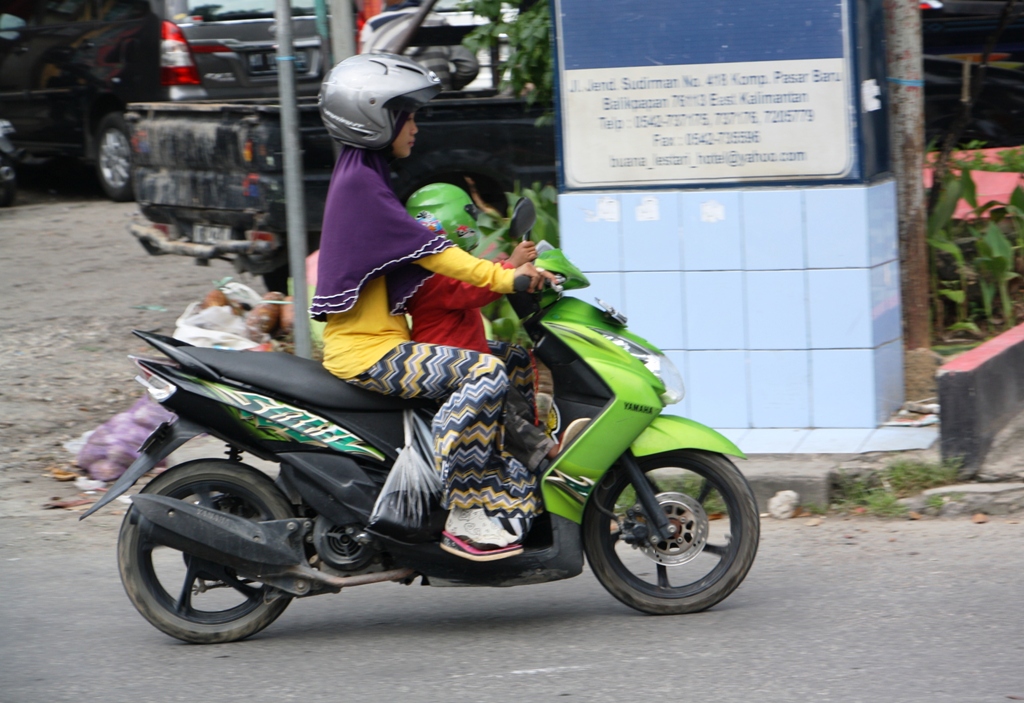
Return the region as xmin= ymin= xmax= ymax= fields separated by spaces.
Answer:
xmin=405 ymin=183 xmax=480 ymax=252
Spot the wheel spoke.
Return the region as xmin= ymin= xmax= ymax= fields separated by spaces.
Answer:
xmin=175 ymin=559 xmax=201 ymax=616
xmin=704 ymin=542 xmax=729 ymax=558
xmin=192 ymin=557 xmax=262 ymax=600
xmin=657 ymin=564 xmax=670 ymax=588
xmin=696 ymin=479 xmax=711 ymax=505
xmin=193 ymin=487 xmax=216 ymax=509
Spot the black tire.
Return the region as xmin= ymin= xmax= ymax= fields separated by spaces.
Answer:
xmin=583 ymin=450 xmax=759 ymax=615
xmin=262 ymin=264 xmax=290 ymax=294
xmin=0 ymin=154 xmax=15 ymax=207
xmin=118 ymin=460 xmax=295 ymax=643
xmin=94 ymin=112 xmax=133 ymax=202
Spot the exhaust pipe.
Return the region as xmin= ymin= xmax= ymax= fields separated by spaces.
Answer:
xmin=131 ymin=494 xmax=307 ymax=569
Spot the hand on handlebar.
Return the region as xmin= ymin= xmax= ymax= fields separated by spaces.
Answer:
xmin=507 ymin=240 xmax=537 ymax=267
xmin=513 ymin=262 xmax=559 ymax=293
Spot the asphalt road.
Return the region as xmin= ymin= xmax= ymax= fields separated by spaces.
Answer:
xmin=2 ymin=168 xmax=1023 ymax=703
xmin=2 ymin=513 xmax=1023 ymax=703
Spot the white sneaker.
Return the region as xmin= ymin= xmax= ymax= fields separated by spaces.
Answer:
xmin=444 ymin=507 xmax=519 ymax=548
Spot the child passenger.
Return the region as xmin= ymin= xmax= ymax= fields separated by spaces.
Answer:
xmin=404 ymin=184 xmax=557 ymax=472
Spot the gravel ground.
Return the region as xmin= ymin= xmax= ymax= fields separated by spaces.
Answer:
xmin=0 ymin=176 xmax=273 ymax=531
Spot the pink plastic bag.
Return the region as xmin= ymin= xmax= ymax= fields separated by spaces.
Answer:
xmin=76 ymin=397 xmax=176 ymax=482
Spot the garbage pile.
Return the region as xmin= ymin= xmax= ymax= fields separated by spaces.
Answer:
xmin=174 ymin=281 xmax=296 ymax=352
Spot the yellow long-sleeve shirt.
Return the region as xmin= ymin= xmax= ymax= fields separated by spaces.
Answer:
xmin=322 ymin=247 xmax=516 ymax=379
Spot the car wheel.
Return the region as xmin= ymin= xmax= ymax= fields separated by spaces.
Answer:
xmin=95 ymin=112 xmax=134 ymax=202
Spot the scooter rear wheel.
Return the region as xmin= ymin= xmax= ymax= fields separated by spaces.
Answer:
xmin=118 ymin=460 xmax=295 ymax=643
xmin=583 ymin=450 xmax=759 ymax=615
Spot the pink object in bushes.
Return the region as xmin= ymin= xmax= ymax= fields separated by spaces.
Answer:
xmin=924 ymin=148 xmax=1024 ymax=220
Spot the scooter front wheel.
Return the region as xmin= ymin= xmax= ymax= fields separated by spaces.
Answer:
xmin=583 ymin=450 xmax=759 ymax=615
xmin=117 ymin=460 xmax=295 ymax=643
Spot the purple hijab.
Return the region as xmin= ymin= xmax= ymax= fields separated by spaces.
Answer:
xmin=309 ymin=141 xmax=452 ymax=321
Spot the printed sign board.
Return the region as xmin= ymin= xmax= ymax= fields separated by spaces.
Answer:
xmin=553 ymin=0 xmax=855 ymax=189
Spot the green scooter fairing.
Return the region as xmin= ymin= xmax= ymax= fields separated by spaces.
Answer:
xmin=533 ymin=285 xmax=745 ymax=525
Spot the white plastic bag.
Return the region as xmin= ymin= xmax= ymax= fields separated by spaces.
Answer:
xmin=173 ymin=302 xmax=260 ymax=349
xmin=369 ymin=410 xmax=442 ymax=538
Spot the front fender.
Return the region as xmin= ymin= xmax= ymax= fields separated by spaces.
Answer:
xmin=630 ymin=415 xmax=745 ymax=459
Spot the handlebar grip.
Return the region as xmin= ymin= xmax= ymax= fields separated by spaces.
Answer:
xmin=513 ymin=275 xmax=532 ymax=293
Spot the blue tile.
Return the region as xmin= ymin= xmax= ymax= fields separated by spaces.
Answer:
xmin=660 ymin=350 xmax=690 ymax=418
xmin=746 ymin=271 xmax=808 ymax=350
xmin=874 ymin=338 xmax=905 ymax=422
xmin=558 ymin=193 xmax=622 ymax=272
xmin=805 ymin=186 xmax=870 ymax=268
xmin=687 ymin=351 xmax=750 ymax=428
xmin=740 ymin=429 xmax=811 ymax=453
xmin=684 ymin=271 xmax=746 ymax=350
xmin=624 ymin=272 xmax=685 ymax=349
xmin=807 ymin=269 xmax=872 ymax=348
xmin=871 ymin=261 xmax=902 ymax=346
xmin=868 ymin=179 xmax=899 ymax=266
xmin=793 ymin=429 xmax=875 ymax=453
xmin=749 ymin=351 xmax=811 ymax=427
xmin=680 ymin=191 xmax=743 ymax=271
xmin=860 ymin=427 xmax=938 ymax=452
xmin=621 ymin=193 xmax=682 ymax=271
xmin=742 ymin=190 xmax=804 ymax=270
xmin=810 ymin=350 xmax=878 ymax=427
xmin=575 ymin=273 xmax=624 ymax=318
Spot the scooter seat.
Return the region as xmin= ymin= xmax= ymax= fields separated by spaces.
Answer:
xmin=182 ymin=347 xmax=432 ymax=411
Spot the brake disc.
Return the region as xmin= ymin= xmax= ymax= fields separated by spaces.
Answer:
xmin=637 ymin=492 xmax=708 ymax=566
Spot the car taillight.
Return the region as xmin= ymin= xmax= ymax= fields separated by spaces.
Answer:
xmin=161 ymin=20 xmax=201 ymax=86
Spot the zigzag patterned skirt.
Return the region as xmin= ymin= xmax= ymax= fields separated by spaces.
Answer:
xmin=349 ymin=341 xmax=541 ymax=519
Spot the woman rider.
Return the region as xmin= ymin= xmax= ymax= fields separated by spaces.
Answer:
xmin=311 ymin=54 xmax=556 ymax=561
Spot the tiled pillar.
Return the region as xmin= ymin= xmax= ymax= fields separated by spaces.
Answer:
xmin=557 ymin=181 xmax=904 ymax=429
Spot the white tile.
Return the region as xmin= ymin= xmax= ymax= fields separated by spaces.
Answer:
xmin=868 ymin=179 xmax=899 ymax=267
xmin=742 ymin=190 xmax=805 ymax=270
xmin=680 ymin=191 xmax=743 ymax=271
xmin=684 ymin=271 xmax=746 ymax=350
xmin=687 ymin=351 xmax=750 ymax=428
xmin=793 ymin=428 xmax=875 ymax=453
xmin=739 ymin=428 xmax=812 ymax=454
xmin=746 ymin=271 xmax=808 ymax=350
xmin=749 ymin=351 xmax=811 ymax=427
xmin=558 ymin=193 xmax=622 ymax=272
xmin=624 ymin=272 xmax=685 ymax=349
xmin=807 ymin=269 xmax=873 ymax=349
xmin=621 ymin=192 xmax=682 ymax=271
xmin=805 ymin=186 xmax=870 ymax=269
xmin=874 ymin=338 xmax=905 ymax=423
xmin=860 ymin=427 xmax=939 ymax=452
xmin=811 ymin=350 xmax=878 ymax=428
xmin=871 ymin=260 xmax=902 ymax=346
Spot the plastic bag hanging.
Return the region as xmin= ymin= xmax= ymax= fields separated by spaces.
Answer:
xmin=368 ymin=409 xmax=443 ymax=541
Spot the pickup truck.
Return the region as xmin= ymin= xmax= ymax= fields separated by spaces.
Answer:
xmin=126 ymin=93 xmax=555 ymax=289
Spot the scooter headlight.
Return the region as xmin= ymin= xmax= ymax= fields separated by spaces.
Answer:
xmin=593 ymin=331 xmax=686 ymax=405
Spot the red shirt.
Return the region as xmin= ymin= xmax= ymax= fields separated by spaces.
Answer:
xmin=408 ymin=264 xmax=512 ymax=354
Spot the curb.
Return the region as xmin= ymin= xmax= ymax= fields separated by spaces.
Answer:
xmin=938 ymin=322 xmax=1024 ymax=474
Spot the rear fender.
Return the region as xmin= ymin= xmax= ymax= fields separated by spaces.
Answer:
xmin=630 ymin=415 xmax=745 ymax=459
xmin=79 ymin=418 xmax=206 ymax=519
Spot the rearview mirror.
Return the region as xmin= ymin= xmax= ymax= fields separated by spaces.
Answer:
xmin=509 ymin=197 xmax=536 ymax=242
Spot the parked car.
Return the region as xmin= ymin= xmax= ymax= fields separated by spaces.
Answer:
xmin=0 ymin=0 xmax=327 ymax=201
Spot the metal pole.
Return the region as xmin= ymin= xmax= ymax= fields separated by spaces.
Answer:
xmin=883 ymin=0 xmax=929 ymax=350
xmin=275 ymin=0 xmax=312 ymax=359
xmin=329 ymin=0 xmax=356 ymax=63
xmin=314 ymin=0 xmax=333 ymax=67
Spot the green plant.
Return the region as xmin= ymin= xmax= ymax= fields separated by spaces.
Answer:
xmin=832 ymin=459 xmax=961 ymax=517
xmin=461 ymin=0 xmax=553 ymax=107
xmin=925 ymin=494 xmax=946 ymax=511
xmin=475 ymin=181 xmax=560 ymax=345
xmin=926 ymin=167 xmax=1024 ymax=338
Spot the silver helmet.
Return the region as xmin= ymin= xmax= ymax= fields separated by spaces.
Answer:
xmin=318 ymin=53 xmax=441 ymax=149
